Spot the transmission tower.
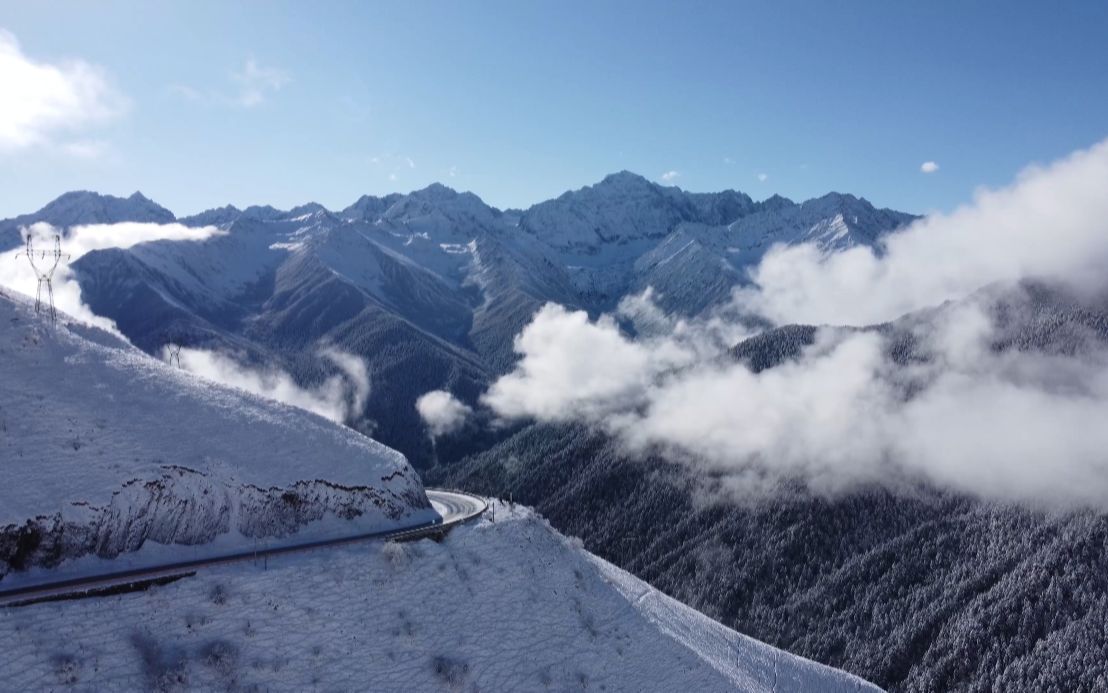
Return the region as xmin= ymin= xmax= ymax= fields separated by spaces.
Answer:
xmin=16 ymin=233 xmax=69 ymax=324
xmin=167 ymin=343 xmax=183 ymax=368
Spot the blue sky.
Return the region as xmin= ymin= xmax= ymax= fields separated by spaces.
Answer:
xmin=1 ymin=1 xmax=1106 ymax=218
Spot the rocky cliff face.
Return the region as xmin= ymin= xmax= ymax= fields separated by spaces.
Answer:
xmin=0 ymin=465 xmax=429 ymax=580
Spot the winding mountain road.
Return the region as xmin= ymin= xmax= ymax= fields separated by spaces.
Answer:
xmin=0 ymin=489 xmax=487 ymax=608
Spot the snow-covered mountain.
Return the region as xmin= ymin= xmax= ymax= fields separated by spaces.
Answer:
xmin=0 ymin=288 xmax=434 ymax=588
xmin=1 ymin=175 xmax=914 ymax=463
xmin=516 ymin=172 xmax=914 ymax=311
xmin=630 ymin=192 xmax=916 ymax=314
xmin=0 ymin=501 xmax=879 ymax=692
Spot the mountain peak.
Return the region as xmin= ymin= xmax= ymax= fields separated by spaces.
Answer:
xmin=341 ymin=193 xmax=404 ymax=222
xmin=599 ymin=170 xmax=651 ymax=185
xmin=286 ymin=202 xmax=329 ymax=218
xmin=32 ymin=190 xmax=176 ymax=228
xmin=408 ymin=182 xmax=461 ymax=201
xmin=758 ymin=193 xmax=795 ymax=211
xmin=178 ymin=204 xmax=242 ymax=228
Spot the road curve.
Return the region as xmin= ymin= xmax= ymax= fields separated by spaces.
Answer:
xmin=428 ymin=489 xmax=488 ymax=526
xmin=0 ymin=488 xmax=487 ymax=608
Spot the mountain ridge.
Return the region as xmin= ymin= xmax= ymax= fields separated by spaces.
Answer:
xmin=3 ymin=173 xmax=917 ymax=464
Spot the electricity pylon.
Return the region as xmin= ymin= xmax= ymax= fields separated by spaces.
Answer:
xmin=16 ymin=233 xmax=69 ymax=324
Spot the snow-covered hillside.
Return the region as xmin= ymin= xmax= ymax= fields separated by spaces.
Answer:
xmin=0 ymin=289 xmax=434 ymax=587
xmin=0 ymin=503 xmax=880 ymax=692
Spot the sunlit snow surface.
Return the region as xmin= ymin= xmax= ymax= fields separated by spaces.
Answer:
xmin=0 ymin=504 xmax=879 ymax=692
xmin=0 ymin=288 xmax=434 ymax=584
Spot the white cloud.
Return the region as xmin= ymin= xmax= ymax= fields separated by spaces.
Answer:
xmin=481 ymin=137 xmax=1108 ymax=507
xmin=756 ymin=172 xmax=768 ymax=182
xmin=0 ymin=221 xmax=224 ymax=330
xmin=723 ymin=157 xmax=735 ymax=165
xmin=483 ymin=304 xmax=696 ymax=423
xmin=416 ymin=390 xmax=473 ymax=437
xmin=920 ymin=160 xmax=940 ymax=174
xmin=660 ymin=170 xmax=680 ymax=183
xmin=167 ymin=84 xmax=204 ymax=102
xmin=172 ymin=57 xmax=289 ymax=109
xmin=0 ymin=29 xmax=126 ymax=152
xmin=370 ymin=153 xmax=419 ymax=182
xmin=736 ymin=138 xmax=1108 ymax=327
xmin=485 ymin=290 xmax=1108 ymax=506
xmin=61 ymin=139 xmax=110 ymax=159
xmin=170 ymin=346 xmax=370 ymax=424
xmin=232 ymin=57 xmax=289 ymax=107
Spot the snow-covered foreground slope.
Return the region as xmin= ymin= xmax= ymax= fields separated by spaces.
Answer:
xmin=0 ymin=289 xmax=435 ymax=586
xmin=0 ymin=503 xmax=880 ymax=692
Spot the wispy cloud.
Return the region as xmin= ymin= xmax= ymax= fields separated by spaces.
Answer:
xmin=169 ymin=56 xmax=289 ymax=109
xmin=232 ymin=57 xmax=290 ymax=107
xmin=169 ymin=346 xmax=370 ymax=424
xmin=167 ymin=83 xmax=204 ymax=102
xmin=757 ymin=172 xmax=768 ymax=182
xmin=920 ymin=161 xmax=940 ymax=174
xmin=660 ymin=170 xmax=680 ymax=183
xmin=0 ymin=29 xmax=126 ymax=154
xmin=61 ymin=139 xmax=110 ymax=160
xmin=370 ymin=153 xmax=419 ymax=182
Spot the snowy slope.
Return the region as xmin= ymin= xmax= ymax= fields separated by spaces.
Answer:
xmin=0 ymin=289 xmax=434 ymax=585
xmin=0 ymin=503 xmax=880 ymax=692
xmin=630 ymin=194 xmax=916 ymax=314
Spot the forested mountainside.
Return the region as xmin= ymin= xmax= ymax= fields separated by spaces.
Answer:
xmin=431 ymin=281 xmax=1108 ymax=692
xmin=431 ymin=423 xmax=1108 ymax=692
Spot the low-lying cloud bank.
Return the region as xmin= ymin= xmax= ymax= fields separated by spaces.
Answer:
xmin=169 ymin=346 xmax=370 ymax=425
xmin=0 ymin=221 xmax=223 ymax=329
xmin=737 ymin=137 xmax=1108 ymax=326
xmin=483 ymin=137 xmax=1108 ymax=507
